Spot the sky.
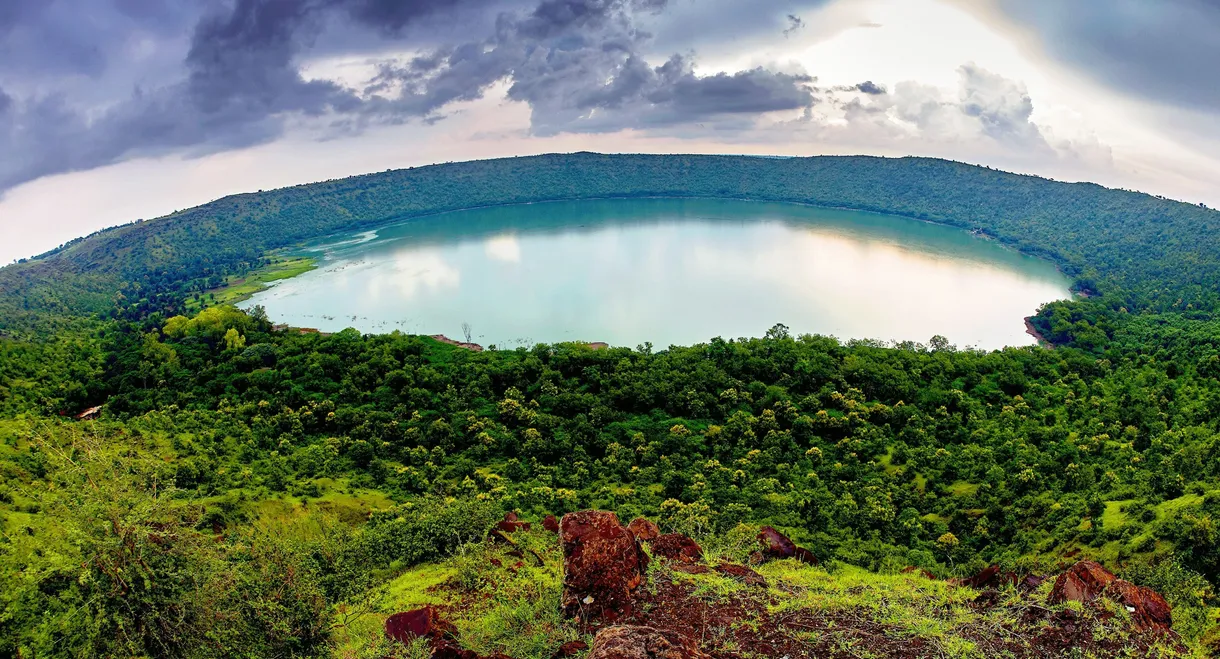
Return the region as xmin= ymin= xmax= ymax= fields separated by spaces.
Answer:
xmin=2 ymin=0 xmax=1220 ymax=264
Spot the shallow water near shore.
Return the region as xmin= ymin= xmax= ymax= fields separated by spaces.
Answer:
xmin=242 ymin=197 xmax=1071 ymax=350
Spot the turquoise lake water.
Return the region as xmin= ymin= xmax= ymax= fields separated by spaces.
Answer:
xmin=242 ymin=198 xmax=1071 ymax=350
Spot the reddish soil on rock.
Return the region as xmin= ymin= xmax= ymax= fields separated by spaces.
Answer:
xmin=755 ymin=526 xmax=817 ymax=565
xmin=626 ymin=517 xmax=661 ymax=542
xmin=560 ymin=511 xmax=649 ymax=622
xmin=495 ymin=512 xmax=531 ymax=533
xmin=601 ymin=566 xmax=1180 ymax=659
xmin=1050 ymin=560 xmax=1117 ymax=604
xmin=586 ymin=625 xmax=709 ymax=659
xmin=649 ymin=534 xmax=703 ymax=564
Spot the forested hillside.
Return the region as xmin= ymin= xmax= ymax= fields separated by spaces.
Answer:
xmin=2 ymin=154 xmax=1219 ymax=657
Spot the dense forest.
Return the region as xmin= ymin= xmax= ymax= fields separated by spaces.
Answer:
xmin=2 ymin=154 xmax=1219 ymax=657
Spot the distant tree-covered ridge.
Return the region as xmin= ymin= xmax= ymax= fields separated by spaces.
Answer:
xmin=4 ymin=153 xmax=1220 ymax=337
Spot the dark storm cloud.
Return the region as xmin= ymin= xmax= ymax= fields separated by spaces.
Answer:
xmin=344 ymin=0 xmax=494 ymax=34
xmin=0 ymin=0 xmax=199 ymax=79
xmin=184 ymin=0 xmax=358 ymax=116
xmin=855 ymin=81 xmax=885 ymax=95
xmin=0 ymin=0 xmax=819 ymax=193
xmin=991 ymin=0 xmax=1220 ymax=112
xmin=396 ymin=0 xmax=813 ymax=134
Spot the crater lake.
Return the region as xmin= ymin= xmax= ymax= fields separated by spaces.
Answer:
xmin=241 ymin=198 xmax=1072 ymax=350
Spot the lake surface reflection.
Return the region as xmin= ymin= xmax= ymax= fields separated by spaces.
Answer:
xmin=243 ymin=198 xmax=1071 ymax=350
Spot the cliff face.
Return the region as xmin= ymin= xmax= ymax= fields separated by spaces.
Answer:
xmin=357 ymin=511 xmax=1187 ymax=659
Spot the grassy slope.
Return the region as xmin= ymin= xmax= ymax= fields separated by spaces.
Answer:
xmin=186 ymin=254 xmax=317 ymax=312
xmin=331 ymin=527 xmax=1208 ymax=659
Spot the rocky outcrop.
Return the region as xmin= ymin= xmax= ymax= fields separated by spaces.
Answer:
xmin=650 ymin=533 xmax=703 ymax=564
xmin=754 ymin=526 xmax=817 ymax=565
xmin=1049 ymin=561 xmax=1117 ymax=604
xmin=495 ymin=512 xmax=531 ymax=533
xmin=1049 ymin=561 xmax=1172 ymax=633
xmin=385 ymin=606 xmax=455 ymax=645
xmin=385 ymin=606 xmax=499 ymax=659
xmin=714 ymin=562 xmax=767 ymax=587
xmin=552 ymin=640 xmax=589 ymax=657
xmin=543 ymin=514 xmax=560 ymax=533
xmin=586 ymin=625 xmax=709 ymax=659
xmin=560 ymin=510 xmax=649 ymax=622
xmin=1020 ymin=574 xmax=1047 ymax=592
xmin=1106 ymin=579 xmax=1172 ymax=632
xmin=627 ymin=517 xmax=661 ymax=542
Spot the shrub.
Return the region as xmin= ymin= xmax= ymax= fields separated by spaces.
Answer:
xmin=364 ymin=496 xmax=501 ymax=566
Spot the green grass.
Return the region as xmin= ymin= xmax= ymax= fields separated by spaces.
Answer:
xmin=1157 ymin=493 xmax=1204 ymax=519
xmin=187 ymin=254 xmax=316 ymax=311
xmin=945 ymin=481 xmax=980 ymax=497
xmin=1101 ymin=500 xmax=1133 ymax=529
xmin=249 ymin=482 xmax=395 ymax=525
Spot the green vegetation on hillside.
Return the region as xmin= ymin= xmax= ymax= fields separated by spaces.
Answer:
xmin=185 ymin=254 xmax=316 ymax=312
xmin=2 ymin=153 xmax=1220 ymax=656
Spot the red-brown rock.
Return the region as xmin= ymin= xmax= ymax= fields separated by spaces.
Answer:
xmin=586 ymin=625 xmax=710 ymax=659
xmin=756 ymin=526 xmax=797 ymax=558
xmin=1047 ymin=561 xmax=1172 ymax=633
xmin=1020 ymin=574 xmax=1047 ymax=592
xmin=791 ymin=546 xmax=818 ymax=566
xmin=1049 ymin=560 xmax=1116 ymax=605
xmin=496 ymin=512 xmax=532 ymax=533
xmin=430 ymin=641 xmax=479 ymax=659
xmin=715 ymin=562 xmax=767 ymax=587
xmin=1106 ymin=579 xmax=1173 ymax=632
xmin=954 ymin=565 xmax=1020 ymax=590
xmin=650 ymin=533 xmax=703 ymax=564
xmin=901 ymin=566 xmax=936 ymax=580
xmin=543 ymin=514 xmax=560 ymax=533
xmin=384 ymin=606 xmax=456 ymax=644
xmin=756 ymin=526 xmax=817 ymax=565
xmin=560 ymin=510 xmax=649 ymax=622
xmin=627 ymin=517 xmax=661 ymax=541
xmin=553 ymin=640 xmax=590 ymax=657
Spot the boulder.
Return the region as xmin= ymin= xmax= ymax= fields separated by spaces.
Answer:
xmin=756 ymin=526 xmax=797 ymax=558
xmin=553 ymin=640 xmax=590 ymax=658
xmin=791 ymin=546 xmax=819 ymax=566
xmin=430 ymin=642 xmax=479 ymax=659
xmin=1049 ymin=561 xmax=1116 ymax=605
xmin=1105 ymin=579 xmax=1172 ymax=633
xmin=649 ymin=533 xmax=703 ymax=564
xmin=714 ymin=562 xmax=767 ymax=587
xmin=954 ymin=565 xmax=1020 ymax=590
xmin=560 ymin=510 xmax=649 ymax=622
xmin=385 ymin=606 xmax=497 ymax=659
xmin=496 ymin=512 xmax=532 ymax=533
xmin=1048 ymin=561 xmax=1172 ymax=633
xmin=384 ymin=606 xmax=456 ymax=645
xmin=756 ymin=526 xmax=818 ymax=565
xmin=1020 ymin=574 xmax=1047 ymax=592
xmin=586 ymin=625 xmax=710 ymax=659
xmin=627 ymin=517 xmax=661 ymax=542
xmin=543 ymin=514 xmax=560 ymax=533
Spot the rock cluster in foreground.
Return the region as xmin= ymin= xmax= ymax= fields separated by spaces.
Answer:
xmin=383 ymin=510 xmax=1178 ymax=658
